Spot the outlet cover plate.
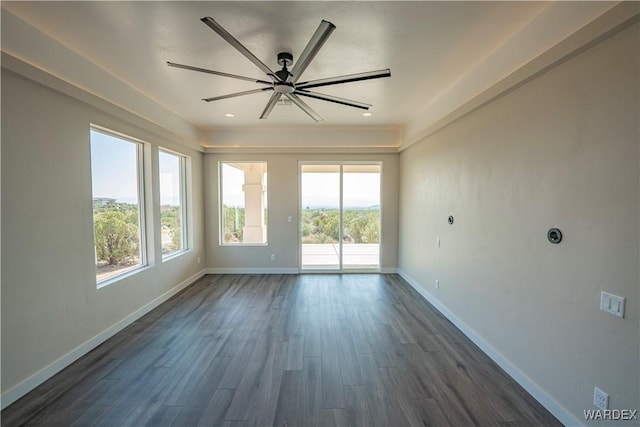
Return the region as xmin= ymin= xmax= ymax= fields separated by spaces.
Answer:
xmin=594 ymin=387 xmax=609 ymax=410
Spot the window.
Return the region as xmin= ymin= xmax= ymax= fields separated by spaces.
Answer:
xmin=159 ymin=149 xmax=187 ymax=257
xmin=220 ymin=162 xmax=267 ymax=245
xmin=90 ymin=127 xmax=146 ymax=284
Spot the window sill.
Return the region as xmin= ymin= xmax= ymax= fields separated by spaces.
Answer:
xmin=96 ymin=264 xmax=150 ymax=289
xmin=220 ymin=243 xmax=268 ymax=247
xmin=162 ymin=249 xmax=190 ymax=262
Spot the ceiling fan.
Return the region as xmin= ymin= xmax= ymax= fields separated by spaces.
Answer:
xmin=167 ymin=17 xmax=391 ymax=122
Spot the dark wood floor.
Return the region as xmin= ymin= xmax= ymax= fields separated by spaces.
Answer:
xmin=2 ymin=274 xmax=560 ymax=426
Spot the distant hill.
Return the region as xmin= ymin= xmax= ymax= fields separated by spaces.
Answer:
xmin=304 ymin=205 xmax=380 ymax=210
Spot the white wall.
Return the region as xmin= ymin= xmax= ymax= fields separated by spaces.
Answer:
xmin=204 ymin=153 xmax=399 ymax=272
xmin=399 ymin=22 xmax=639 ymax=425
xmin=1 ymin=59 xmax=206 ymax=404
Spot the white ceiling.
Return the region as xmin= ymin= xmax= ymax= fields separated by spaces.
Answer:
xmin=1 ymin=1 xmax=619 ymax=148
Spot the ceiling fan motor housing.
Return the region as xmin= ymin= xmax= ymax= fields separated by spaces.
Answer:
xmin=274 ymin=81 xmax=295 ymax=94
xmin=277 ymin=52 xmax=294 ymax=67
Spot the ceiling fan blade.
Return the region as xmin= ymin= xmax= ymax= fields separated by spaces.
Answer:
xmin=260 ymin=92 xmax=282 ymax=120
xmin=295 ymin=90 xmax=371 ymax=110
xmin=290 ymin=20 xmax=335 ymax=84
xmin=167 ymin=62 xmax=272 ymax=85
xmin=285 ymin=93 xmax=323 ymax=122
xmin=201 ymin=17 xmax=278 ymax=80
xmin=296 ymin=69 xmax=391 ymax=90
xmin=203 ymin=87 xmax=273 ymax=102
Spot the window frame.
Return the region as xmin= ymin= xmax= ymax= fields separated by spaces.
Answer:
xmin=159 ymin=147 xmax=189 ymax=260
xmin=90 ymin=125 xmax=149 ymax=288
xmin=219 ymin=161 xmax=269 ymax=246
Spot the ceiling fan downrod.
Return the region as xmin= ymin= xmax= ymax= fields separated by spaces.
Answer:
xmin=274 ymin=52 xmax=295 ymax=93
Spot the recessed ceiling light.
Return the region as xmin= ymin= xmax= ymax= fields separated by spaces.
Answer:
xmin=224 ymin=113 xmax=235 ymax=118
xmin=362 ymin=112 xmax=372 ymax=117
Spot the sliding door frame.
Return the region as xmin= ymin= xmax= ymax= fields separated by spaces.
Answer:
xmin=298 ymin=160 xmax=382 ymax=273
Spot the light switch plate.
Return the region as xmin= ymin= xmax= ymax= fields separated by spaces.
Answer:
xmin=600 ymin=291 xmax=625 ymax=318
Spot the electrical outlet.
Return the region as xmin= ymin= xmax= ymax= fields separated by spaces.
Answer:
xmin=594 ymin=387 xmax=609 ymax=410
xmin=197 ymin=257 xmax=201 ymax=264
xmin=435 ymin=279 xmax=439 ymax=290
xmin=270 ymin=254 xmax=276 ymax=261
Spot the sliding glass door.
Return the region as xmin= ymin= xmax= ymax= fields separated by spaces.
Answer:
xmin=342 ymin=164 xmax=381 ymax=269
xmin=300 ymin=164 xmax=341 ymax=270
xmin=300 ymin=162 xmax=381 ymax=271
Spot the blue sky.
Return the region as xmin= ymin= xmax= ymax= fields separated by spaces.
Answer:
xmin=90 ymin=130 xmax=139 ymax=203
xmin=90 ymin=130 xmax=181 ymax=205
xmin=159 ymin=151 xmax=181 ymax=206
xmin=302 ymin=172 xmax=380 ymax=208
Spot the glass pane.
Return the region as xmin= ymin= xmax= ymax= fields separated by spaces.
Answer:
xmin=90 ymin=129 xmax=143 ymax=283
xmin=342 ymin=164 xmax=380 ymax=269
xmin=159 ymin=151 xmax=184 ymax=257
xmin=301 ymin=164 xmax=341 ymax=270
xmin=221 ymin=162 xmax=267 ymax=244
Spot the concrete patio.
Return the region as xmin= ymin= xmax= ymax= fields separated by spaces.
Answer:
xmin=301 ymin=243 xmax=379 ymax=270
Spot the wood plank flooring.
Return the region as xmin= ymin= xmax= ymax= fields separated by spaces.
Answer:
xmin=2 ymin=274 xmax=561 ymax=426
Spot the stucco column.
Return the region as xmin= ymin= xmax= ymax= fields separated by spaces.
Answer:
xmin=242 ymin=167 xmax=266 ymax=243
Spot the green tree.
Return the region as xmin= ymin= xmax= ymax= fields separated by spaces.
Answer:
xmin=161 ymin=205 xmax=182 ymax=252
xmin=223 ymin=205 xmax=245 ymax=242
xmin=322 ymin=211 xmax=340 ymax=242
xmin=94 ymin=210 xmax=139 ymax=265
xmin=363 ymin=218 xmax=379 ymax=243
xmin=171 ymin=221 xmax=182 ymax=249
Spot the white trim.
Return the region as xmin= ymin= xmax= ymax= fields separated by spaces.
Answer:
xmin=204 ymin=268 xmax=299 ymax=275
xmin=158 ymin=147 xmax=189 ymax=257
xmin=299 ymin=269 xmax=381 ymax=274
xmin=380 ymin=267 xmax=398 ymax=274
xmin=339 ymin=164 xmax=344 ymax=271
xmin=96 ymin=264 xmax=151 ymax=290
xmin=204 ymin=145 xmax=399 ymax=155
xmin=0 ymin=269 xmax=207 ymax=410
xmin=90 ymin=126 xmax=150 ymax=289
xmin=396 ymin=269 xmax=581 ymax=427
xmin=219 ymin=161 xmax=269 ymax=246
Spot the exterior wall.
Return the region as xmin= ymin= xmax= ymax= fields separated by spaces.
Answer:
xmin=204 ymin=153 xmax=399 ymax=272
xmin=1 ymin=64 xmax=206 ymax=402
xmin=398 ymin=23 xmax=639 ymax=424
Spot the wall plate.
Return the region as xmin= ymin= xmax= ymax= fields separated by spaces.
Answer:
xmin=600 ymin=291 xmax=625 ymax=318
xmin=547 ymin=228 xmax=562 ymax=244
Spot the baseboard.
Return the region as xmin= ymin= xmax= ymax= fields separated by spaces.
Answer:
xmin=396 ymin=269 xmax=582 ymax=427
xmin=0 ymin=269 xmax=207 ymax=410
xmin=204 ymin=268 xmax=397 ymax=274
xmin=204 ymin=267 xmax=300 ymax=274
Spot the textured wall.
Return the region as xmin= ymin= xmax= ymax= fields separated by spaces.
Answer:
xmin=398 ymin=23 xmax=639 ymax=424
xmin=1 ymin=66 xmax=205 ymax=397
